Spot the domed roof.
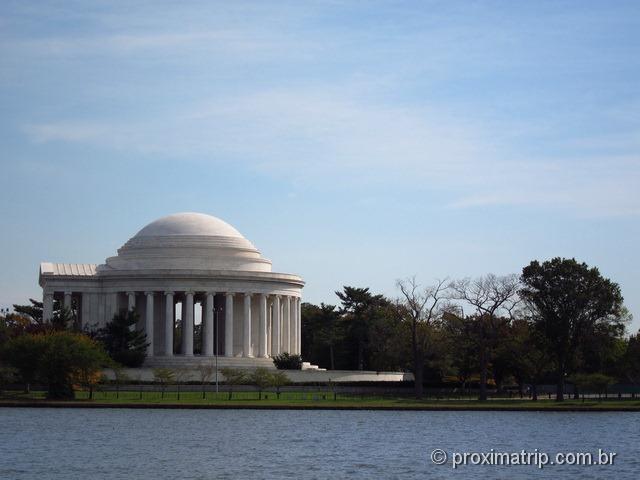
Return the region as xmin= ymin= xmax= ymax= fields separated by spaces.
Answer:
xmin=99 ymin=212 xmax=272 ymax=273
xmin=134 ymin=212 xmax=244 ymax=239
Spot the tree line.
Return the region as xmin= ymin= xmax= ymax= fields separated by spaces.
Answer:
xmin=0 ymin=304 xmax=148 ymax=399
xmin=301 ymin=257 xmax=639 ymax=401
xmin=1 ymin=256 xmax=638 ymax=403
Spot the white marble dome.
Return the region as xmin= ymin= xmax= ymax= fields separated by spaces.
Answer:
xmin=134 ymin=212 xmax=244 ymax=238
xmin=100 ymin=212 xmax=272 ymax=272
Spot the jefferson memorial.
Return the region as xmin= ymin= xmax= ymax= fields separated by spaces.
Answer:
xmin=38 ymin=212 xmax=304 ymax=367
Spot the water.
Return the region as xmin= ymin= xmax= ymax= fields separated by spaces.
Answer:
xmin=1 ymin=408 xmax=638 ymax=479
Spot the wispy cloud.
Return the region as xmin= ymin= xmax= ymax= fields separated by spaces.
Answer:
xmin=5 ymin=0 xmax=640 ymax=217
xmin=23 ymin=86 xmax=640 ymax=217
xmin=6 ymin=30 xmax=303 ymax=59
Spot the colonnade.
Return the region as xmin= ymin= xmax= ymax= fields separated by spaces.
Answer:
xmin=42 ymin=289 xmax=302 ymax=359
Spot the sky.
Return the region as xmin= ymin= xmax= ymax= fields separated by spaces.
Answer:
xmin=0 ymin=0 xmax=638 ymax=332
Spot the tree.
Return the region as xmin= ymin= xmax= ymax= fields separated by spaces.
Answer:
xmin=302 ymin=302 xmax=348 ymax=370
xmin=0 ymin=333 xmax=46 ymax=393
xmin=77 ymin=364 xmax=105 ymax=400
xmin=112 ymin=365 xmax=132 ymax=399
xmin=301 ymin=302 xmax=322 ymax=363
xmin=496 ymin=318 xmax=552 ymax=400
xmin=13 ymin=298 xmax=77 ymax=330
xmin=12 ymin=299 xmax=46 ymax=324
xmin=153 ymin=368 xmax=175 ymax=399
xmin=450 ymin=274 xmax=521 ymax=401
xmin=1 ymin=311 xmax=44 ymax=341
xmin=0 ymin=364 xmax=16 ymax=394
xmin=270 ymin=371 xmax=289 ymax=399
xmin=52 ymin=307 xmax=74 ymax=331
xmin=96 ymin=310 xmax=148 ymax=367
xmin=397 ymin=277 xmax=449 ymax=398
xmin=251 ymin=367 xmax=273 ymax=400
xmin=38 ymin=332 xmax=111 ymax=399
xmin=366 ymin=301 xmax=407 ymax=373
xmin=335 ymin=286 xmax=387 ymax=370
xmin=220 ymin=367 xmax=248 ymax=400
xmin=621 ymin=331 xmax=640 ymax=387
xmin=570 ymin=373 xmax=615 ymax=400
xmin=174 ymin=368 xmax=190 ymax=400
xmin=520 ymin=258 xmax=626 ymax=401
xmin=196 ymin=363 xmax=215 ymax=399
xmin=577 ymin=319 xmax=627 ymax=380
xmin=314 ymin=304 xmax=341 ymax=370
xmin=443 ymin=311 xmax=479 ymax=395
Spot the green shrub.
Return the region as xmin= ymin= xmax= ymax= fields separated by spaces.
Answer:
xmin=272 ymin=353 xmax=302 ymax=370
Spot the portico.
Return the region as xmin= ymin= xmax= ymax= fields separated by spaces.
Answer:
xmin=39 ymin=213 xmax=304 ymax=366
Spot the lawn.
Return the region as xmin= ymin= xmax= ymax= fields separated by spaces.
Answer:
xmin=2 ymin=390 xmax=640 ymax=410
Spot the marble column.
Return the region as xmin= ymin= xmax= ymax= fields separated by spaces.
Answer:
xmin=243 ymin=293 xmax=252 ymax=357
xmin=164 ymin=292 xmax=174 ymax=356
xmin=297 ymin=297 xmax=302 ymax=355
xmin=43 ymin=292 xmax=54 ymax=323
xmin=224 ymin=293 xmax=234 ymax=357
xmin=145 ymin=292 xmax=154 ymax=356
xmin=204 ymin=292 xmax=214 ymax=356
xmin=283 ymin=296 xmax=291 ymax=353
xmin=267 ymin=301 xmax=272 ymax=357
xmin=63 ymin=291 xmax=72 ymax=311
xmin=183 ymin=292 xmax=194 ymax=356
xmin=126 ymin=292 xmax=137 ymax=331
xmin=106 ymin=293 xmax=117 ymax=327
xmin=291 ymin=297 xmax=298 ymax=354
xmin=127 ymin=291 xmax=136 ymax=311
xmin=259 ymin=294 xmax=268 ymax=358
xmin=81 ymin=292 xmax=90 ymax=330
xmin=272 ymin=295 xmax=281 ymax=356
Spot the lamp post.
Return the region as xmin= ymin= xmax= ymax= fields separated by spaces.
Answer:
xmin=214 ymin=305 xmax=222 ymax=394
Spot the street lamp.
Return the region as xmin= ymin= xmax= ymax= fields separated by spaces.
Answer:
xmin=214 ymin=305 xmax=223 ymax=394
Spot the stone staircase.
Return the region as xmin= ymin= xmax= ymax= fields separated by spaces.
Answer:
xmin=302 ymin=361 xmax=326 ymax=371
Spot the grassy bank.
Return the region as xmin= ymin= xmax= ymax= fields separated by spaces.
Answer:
xmin=1 ymin=390 xmax=640 ymax=411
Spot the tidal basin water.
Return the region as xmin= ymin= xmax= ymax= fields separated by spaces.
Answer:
xmin=1 ymin=408 xmax=639 ymax=479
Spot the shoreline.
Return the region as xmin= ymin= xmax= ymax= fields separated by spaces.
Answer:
xmin=1 ymin=400 xmax=639 ymax=412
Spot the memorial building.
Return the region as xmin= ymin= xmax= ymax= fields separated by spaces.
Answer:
xmin=38 ymin=212 xmax=304 ymax=367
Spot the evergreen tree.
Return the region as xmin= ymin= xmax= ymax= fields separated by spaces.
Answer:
xmin=97 ymin=310 xmax=148 ymax=367
xmin=335 ymin=286 xmax=387 ymax=371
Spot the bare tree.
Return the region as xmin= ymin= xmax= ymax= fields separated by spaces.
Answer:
xmin=153 ymin=368 xmax=175 ymax=399
xmin=196 ymin=363 xmax=215 ymax=399
xmin=397 ymin=276 xmax=449 ymax=399
xmin=174 ymin=368 xmax=191 ymax=401
xmin=450 ymin=274 xmax=521 ymax=401
xmin=220 ymin=367 xmax=248 ymax=400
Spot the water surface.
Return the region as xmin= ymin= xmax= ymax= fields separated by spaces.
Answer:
xmin=1 ymin=408 xmax=638 ymax=479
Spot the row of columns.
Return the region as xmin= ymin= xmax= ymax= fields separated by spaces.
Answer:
xmin=126 ymin=290 xmax=301 ymax=358
xmin=42 ymin=290 xmax=302 ymax=359
xmin=42 ymin=291 xmax=75 ymax=327
xmin=41 ymin=291 xmax=73 ymax=322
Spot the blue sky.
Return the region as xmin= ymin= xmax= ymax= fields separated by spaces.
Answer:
xmin=1 ymin=1 xmax=638 ymax=331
